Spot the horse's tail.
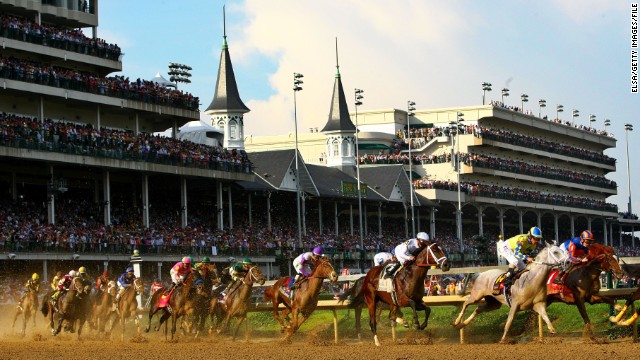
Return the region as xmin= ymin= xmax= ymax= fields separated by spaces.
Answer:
xmin=40 ymin=295 xmax=49 ymax=317
xmin=337 ymin=276 xmax=365 ymax=307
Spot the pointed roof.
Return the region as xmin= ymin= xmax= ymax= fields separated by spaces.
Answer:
xmin=321 ymin=40 xmax=356 ymax=133
xmin=204 ymin=11 xmax=249 ymax=114
xmin=150 ymin=72 xmax=176 ymax=88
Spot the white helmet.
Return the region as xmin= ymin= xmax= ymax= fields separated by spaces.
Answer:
xmin=68 ymin=270 xmax=77 ymax=277
xmin=416 ymin=232 xmax=430 ymax=241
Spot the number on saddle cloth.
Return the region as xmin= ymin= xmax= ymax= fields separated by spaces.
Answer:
xmin=492 ymin=272 xmax=508 ymax=295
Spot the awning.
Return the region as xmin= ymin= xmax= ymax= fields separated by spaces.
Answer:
xmin=404 ymin=123 xmax=433 ymax=130
xmin=406 ymin=170 xmax=421 ymax=179
xmin=358 ymin=143 xmax=390 ymax=150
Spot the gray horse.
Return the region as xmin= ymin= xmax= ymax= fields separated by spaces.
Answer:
xmin=453 ymin=245 xmax=566 ymax=343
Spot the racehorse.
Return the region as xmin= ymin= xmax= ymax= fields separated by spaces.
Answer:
xmin=610 ymin=263 xmax=640 ymax=326
xmin=547 ymin=243 xmax=624 ymax=337
xmin=111 ymin=278 xmax=144 ymax=340
xmin=12 ymin=286 xmax=38 ymax=335
xmin=216 ymin=265 xmax=266 ymax=340
xmin=145 ymin=272 xmax=202 ymax=340
xmin=40 ymin=277 xmax=86 ymax=337
xmin=336 ymin=276 xmax=406 ymax=341
xmin=191 ymin=264 xmax=221 ymax=336
xmin=453 ymin=245 xmax=566 ymax=343
xmin=362 ymin=240 xmax=450 ymax=346
xmin=263 ymin=257 xmax=339 ymax=338
xmin=90 ymin=280 xmax=117 ymax=333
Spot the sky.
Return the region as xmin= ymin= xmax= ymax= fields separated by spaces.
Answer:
xmin=98 ymin=0 xmax=639 ymax=214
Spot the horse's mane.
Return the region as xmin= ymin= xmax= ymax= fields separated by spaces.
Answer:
xmin=310 ymin=257 xmax=331 ymax=276
xmin=587 ymin=243 xmax=615 ymax=259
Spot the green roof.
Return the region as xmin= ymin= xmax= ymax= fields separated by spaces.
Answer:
xmin=358 ymin=143 xmax=390 ymax=150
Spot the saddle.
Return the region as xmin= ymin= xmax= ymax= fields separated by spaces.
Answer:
xmin=157 ymin=287 xmax=176 ymax=308
xmin=492 ymin=269 xmax=526 ymax=296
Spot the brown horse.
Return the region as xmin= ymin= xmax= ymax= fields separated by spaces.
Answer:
xmin=12 ymin=286 xmax=38 ymax=335
xmin=547 ymin=243 xmax=624 ymax=337
xmin=191 ymin=264 xmax=221 ymax=336
xmin=263 ymin=257 xmax=339 ymax=338
xmin=610 ymin=264 xmax=640 ymax=326
xmin=111 ymin=278 xmax=144 ymax=340
xmin=144 ymin=272 xmax=202 ymax=340
xmin=216 ymin=265 xmax=266 ymax=340
xmin=40 ymin=277 xmax=86 ymax=337
xmin=363 ymin=240 xmax=450 ymax=346
xmin=90 ymin=280 xmax=117 ymax=333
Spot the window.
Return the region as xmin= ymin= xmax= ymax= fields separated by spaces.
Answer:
xmin=332 ymin=140 xmax=339 ymax=157
xmin=229 ymin=120 xmax=237 ymax=139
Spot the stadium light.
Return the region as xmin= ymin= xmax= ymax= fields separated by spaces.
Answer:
xmin=407 ymin=100 xmax=416 ymax=238
xmin=354 ymin=88 xmax=364 ymax=254
xmin=625 ymin=123 xmax=634 ymax=215
xmin=538 ymin=99 xmax=546 ymax=118
xmin=556 ymin=104 xmax=564 ymax=121
xmin=572 ymin=109 xmax=579 ymax=125
xmin=482 ymin=82 xmax=492 ymax=105
xmin=455 ymin=112 xmax=464 ymax=248
xmin=501 ymin=88 xmax=509 ymax=103
xmin=604 ymin=118 xmax=611 ymax=132
xmin=520 ymin=94 xmax=528 ymax=112
xmin=589 ymin=114 xmax=596 ymax=127
xmin=293 ymin=72 xmax=304 ymax=247
xmin=168 ymin=62 xmax=192 ymax=90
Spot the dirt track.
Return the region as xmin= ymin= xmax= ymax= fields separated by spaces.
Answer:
xmin=3 ymin=312 xmax=639 ymax=360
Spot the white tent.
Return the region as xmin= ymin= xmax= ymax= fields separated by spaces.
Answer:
xmin=155 ymin=120 xmax=224 ymax=147
xmin=150 ymin=72 xmax=176 ymax=88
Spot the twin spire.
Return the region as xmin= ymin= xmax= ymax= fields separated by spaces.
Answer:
xmin=320 ymin=38 xmax=356 ymax=133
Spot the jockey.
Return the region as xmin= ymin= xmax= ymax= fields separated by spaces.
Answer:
xmin=223 ymin=258 xmax=253 ymax=297
xmin=291 ymin=246 xmax=324 ymax=289
xmin=193 ymin=256 xmax=210 ymax=278
xmin=95 ymin=271 xmax=109 ymax=293
xmin=17 ymin=273 xmax=40 ymax=311
xmin=77 ymin=266 xmax=91 ymax=287
xmin=374 ymin=250 xmax=395 ymax=267
xmin=499 ymin=226 xmax=542 ymax=290
xmin=51 ymin=270 xmax=75 ymax=304
xmin=167 ymin=256 xmax=192 ymax=293
xmin=51 ymin=271 xmax=62 ymax=291
xmin=151 ymin=279 xmax=164 ymax=294
xmin=554 ymin=230 xmax=594 ymax=284
xmin=384 ymin=232 xmax=430 ymax=278
xmin=116 ymin=266 xmax=136 ymax=303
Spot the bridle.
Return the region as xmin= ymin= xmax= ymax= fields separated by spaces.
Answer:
xmin=415 ymin=243 xmax=448 ymax=268
xmin=243 ymin=266 xmax=263 ymax=285
xmin=533 ymin=246 xmax=567 ymax=267
xmin=134 ymin=278 xmax=144 ymax=295
xmin=309 ymin=259 xmax=336 ymax=279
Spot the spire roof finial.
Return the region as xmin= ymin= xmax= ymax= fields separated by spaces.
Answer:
xmin=222 ymin=5 xmax=228 ymax=49
xmin=335 ymin=37 xmax=340 ymax=77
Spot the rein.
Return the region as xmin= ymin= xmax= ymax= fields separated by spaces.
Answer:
xmin=532 ymin=247 xmax=566 ymax=267
xmin=415 ymin=243 xmax=448 ymax=268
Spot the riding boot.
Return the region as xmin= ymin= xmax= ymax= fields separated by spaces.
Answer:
xmin=503 ymin=268 xmax=516 ymax=295
xmin=291 ymin=275 xmax=303 ymax=290
xmin=553 ymin=270 xmax=565 ymax=284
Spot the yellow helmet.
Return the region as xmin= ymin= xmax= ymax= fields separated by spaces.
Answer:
xmin=32 ymin=273 xmax=39 ymax=281
xmin=78 ymin=266 xmax=87 ymax=274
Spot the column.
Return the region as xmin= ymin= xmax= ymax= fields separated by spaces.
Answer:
xmin=141 ymin=174 xmax=149 ymax=228
xmin=430 ymin=207 xmax=436 ymax=239
xmin=318 ymin=200 xmax=323 ymax=234
xmin=103 ymin=261 xmax=109 ymax=274
xmin=135 ymin=112 xmax=139 ymax=135
xmin=477 ymin=205 xmax=484 ymax=236
xmin=518 ymin=210 xmax=523 ymax=234
xmin=587 ymin=217 xmax=592 ymax=231
xmin=603 ymin=218 xmax=608 ymax=246
xmin=364 ymin=204 xmax=368 ymax=236
xmin=103 ymin=170 xmax=111 ymax=225
xmin=180 ymin=177 xmax=188 ymax=229
xmin=334 ymin=201 xmax=339 ymax=237
xmin=267 ymin=192 xmax=272 ymax=232
xmin=42 ymin=260 xmax=48 ymax=287
xmin=554 ymin=213 xmax=559 ymax=244
xmin=248 ymin=193 xmax=253 ymax=227
xmin=217 ymin=182 xmax=224 ymax=231
xmin=378 ymin=202 xmax=382 ymax=237
xmin=498 ymin=208 xmax=505 ymax=237
xmin=302 ymin=195 xmax=307 ymax=236
xmin=417 ymin=208 xmax=421 ymax=232
xmin=96 ymin=104 xmax=101 ymax=129
xmin=11 ymin=172 xmax=17 ymax=202
xmin=157 ymin=262 xmax=163 ymax=282
xmin=39 ymin=95 xmax=44 ymax=121
xmin=350 ymin=203 xmax=354 ymax=236
xmin=227 ymin=186 xmax=233 ymax=229
xmin=404 ymin=204 xmax=409 ymax=239
xmin=570 ymin=216 xmax=575 ymax=238
xmin=130 ymin=251 xmax=143 ymax=309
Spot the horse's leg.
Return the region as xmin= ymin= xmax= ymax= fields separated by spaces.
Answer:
xmin=232 ymin=316 xmax=245 ymax=341
xmin=457 ymin=296 xmax=502 ymax=329
xmin=406 ymin=299 xmax=420 ymax=330
xmin=355 ymin=304 xmax=362 ymax=341
xmin=270 ymin=297 xmax=287 ymax=333
xmin=532 ymin=301 xmax=557 ymax=335
xmin=500 ymin=303 xmax=521 ymax=343
xmin=364 ymin=290 xmax=380 ymax=346
xmin=571 ymin=296 xmax=592 ymax=338
xmin=418 ymin=303 xmax=431 ymax=330
xmin=121 ymin=309 xmax=126 ymax=341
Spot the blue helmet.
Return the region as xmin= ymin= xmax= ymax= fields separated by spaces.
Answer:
xmin=529 ymin=227 xmax=542 ymax=240
xmin=390 ymin=248 xmax=396 ymax=255
xmin=126 ymin=266 xmax=134 ymax=273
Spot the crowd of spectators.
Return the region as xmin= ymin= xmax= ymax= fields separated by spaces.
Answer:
xmin=414 ymin=179 xmax=618 ymax=213
xmin=620 ymin=212 xmax=639 ymax=220
xmin=0 ymin=112 xmax=252 ymax=173
xmin=461 ymin=152 xmax=617 ymax=189
xmin=1 ymin=12 xmax=119 ymax=61
xmin=0 ymin=55 xmax=198 ymax=111
xmin=489 ymin=100 xmax=613 ymax=137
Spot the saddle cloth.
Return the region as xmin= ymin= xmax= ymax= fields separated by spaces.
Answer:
xmin=492 ymin=273 xmax=508 ymax=295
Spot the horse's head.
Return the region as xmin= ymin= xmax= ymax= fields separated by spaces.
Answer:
xmin=194 ymin=279 xmax=206 ymax=296
xmin=588 ymin=244 xmax=624 ymax=279
xmin=107 ymin=280 xmax=117 ymax=297
xmin=206 ymin=264 xmax=222 ymax=287
xmin=417 ymin=240 xmax=450 ymax=272
xmin=247 ymin=265 xmax=266 ymax=286
xmin=133 ymin=278 xmax=144 ymax=296
xmin=70 ymin=277 xmax=85 ymax=294
xmin=312 ymin=258 xmax=339 ymax=282
xmin=536 ymin=245 xmax=567 ymax=266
